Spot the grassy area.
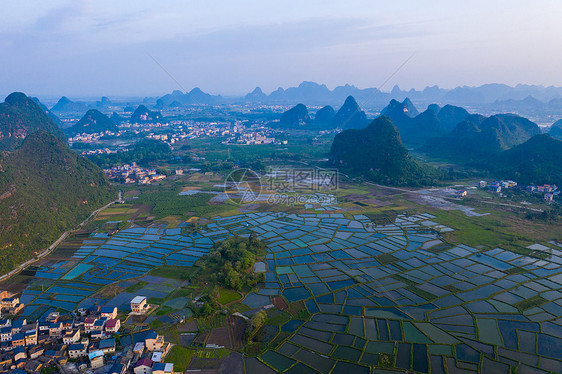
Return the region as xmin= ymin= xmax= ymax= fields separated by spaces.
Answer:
xmin=228 ymin=302 xmax=252 ymax=313
xmin=376 ymin=253 xmax=399 ymax=265
xmin=287 ymin=301 xmax=310 ymax=320
xmin=155 ymin=305 xmax=174 ymax=316
xmin=164 ymin=346 xmax=229 ymax=372
xmin=125 ymin=281 xmax=148 ymax=293
xmin=135 ymin=188 xmax=234 ymax=220
xmin=218 ymin=288 xmax=242 ymax=305
xmin=265 ymin=312 xmax=291 ymax=326
xmin=515 ymin=295 xmax=548 ymax=311
xmin=406 ymin=285 xmax=438 ymax=301
xmin=268 ymin=331 xmax=291 ymax=350
xmin=391 ymin=274 xmax=416 ymax=287
xmin=150 ymin=319 xmax=165 ymax=329
xmin=167 ymin=288 xmax=193 ymax=300
xmin=186 ymin=135 xmax=332 ymax=164
xmin=148 ymin=265 xmax=196 ymax=281
xmin=430 ymin=209 xmax=557 ymax=256
xmin=197 ymin=314 xmax=226 ymax=331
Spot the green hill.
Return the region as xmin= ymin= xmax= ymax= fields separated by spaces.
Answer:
xmin=549 ymin=119 xmax=562 ymax=140
xmin=381 ymin=98 xmax=419 ymax=118
xmin=279 ymin=104 xmax=312 ymax=127
xmin=330 ymin=116 xmax=440 ymax=186
xmin=422 ymin=113 xmax=540 ymax=160
xmin=110 ymin=112 xmax=124 ymax=124
xmin=0 ymin=131 xmax=114 ymax=273
xmin=435 ymin=104 xmax=470 ymax=131
xmin=0 ymin=93 xmax=114 ymax=273
xmin=130 ymin=105 xmax=164 ymax=123
xmin=50 ymin=96 xmax=88 ymax=113
xmin=0 ymin=92 xmax=65 ymax=151
xmin=31 ymin=97 xmax=63 ymax=127
xmin=67 ymin=109 xmax=119 ymax=135
xmin=487 ymin=134 xmax=562 ymax=185
xmin=314 ymin=105 xmax=336 ymax=127
xmin=333 ymin=96 xmax=368 ymax=129
xmin=380 ymin=100 xmax=470 ymax=147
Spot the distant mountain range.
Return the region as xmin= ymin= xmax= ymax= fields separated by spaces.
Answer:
xmin=34 ymin=82 xmax=562 ymax=119
xmin=278 ymin=96 xmax=368 ymax=129
xmin=156 ymin=89 xmax=223 ymax=107
xmin=238 ymin=81 xmax=562 ymax=108
xmin=0 ymin=93 xmax=114 ymax=273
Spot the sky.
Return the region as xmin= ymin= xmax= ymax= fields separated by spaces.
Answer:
xmin=1 ymin=0 xmax=561 ymax=97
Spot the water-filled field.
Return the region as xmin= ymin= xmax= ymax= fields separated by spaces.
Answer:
xmin=19 ymin=211 xmax=562 ymax=373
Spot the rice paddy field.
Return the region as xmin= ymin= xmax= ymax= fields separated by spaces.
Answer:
xmin=16 ymin=206 xmax=562 ymax=373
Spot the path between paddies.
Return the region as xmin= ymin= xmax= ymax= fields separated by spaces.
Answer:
xmin=0 ymin=198 xmax=118 ymax=283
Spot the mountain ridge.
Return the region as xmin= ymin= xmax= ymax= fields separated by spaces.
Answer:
xmin=0 ymin=92 xmax=65 ymax=151
xmin=0 ymin=92 xmax=114 ymax=273
xmin=486 ymin=134 xmax=562 ymax=185
xmin=422 ymin=113 xmax=541 ymax=160
xmin=330 ymin=116 xmax=440 ymax=186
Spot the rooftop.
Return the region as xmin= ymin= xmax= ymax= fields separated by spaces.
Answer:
xmin=135 ymin=358 xmax=153 ymax=368
xmin=99 ymin=338 xmax=115 ymax=349
xmin=153 ymin=362 xmax=174 ymax=372
xmin=131 ymin=296 xmax=146 ymax=304
xmin=88 ymin=350 xmax=104 ymax=360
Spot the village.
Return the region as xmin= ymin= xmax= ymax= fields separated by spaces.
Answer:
xmin=0 ymin=291 xmax=174 ymax=374
xmin=481 ymin=180 xmax=559 ymax=202
xmin=448 ymin=180 xmax=560 ymax=203
xmin=103 ymin=164 xmax=167 ymax=185
xmin=67 ymin=116 xmax=290 ymax=159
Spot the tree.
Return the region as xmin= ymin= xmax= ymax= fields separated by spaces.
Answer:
xmin=251 ymin=310 xmax=266 ymax=331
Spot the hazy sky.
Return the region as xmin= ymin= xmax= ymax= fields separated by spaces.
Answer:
xmin=1 ymin=0 xmax=561 ymax=97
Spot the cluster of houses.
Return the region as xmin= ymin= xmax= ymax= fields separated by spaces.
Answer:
xmin=481 ymin=180 xmax=559 ymax=202
xmin=80 ymin=148 xmax=117 ymax=156
xmin=87 ymin=331 xmax=171 ymax=374
xmin=130 ymin=334 xmax=172 ymax=374
xmin=222 ymin=128 xmax=287 ymax=146
xmin=222 ymin=131 xmax=284 ymax=145
xmin=0 ymin=294 xmax=171 ymax=373
xmin=68 ymin=130 xmax=120 ymax=144
xmin=526 ymin=184 xmax=559 ymax=202
xmin=482 ymin=180 xmax=518 ymax=193
xmin=0 ymin=291 xmax=24 ymax=316
xmin=103 ymin=163 xmax=166 ymax=184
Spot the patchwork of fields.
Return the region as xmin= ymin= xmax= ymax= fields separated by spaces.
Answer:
xmin=18 ymin=211 xmax=562 ymax=373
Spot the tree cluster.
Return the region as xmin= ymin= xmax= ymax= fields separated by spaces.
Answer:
xmin=195 ymin=234 xmax=266 ymax=291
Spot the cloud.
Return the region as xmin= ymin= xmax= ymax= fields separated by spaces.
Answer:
xmin=2 ymin=1 xmax=562 ymax=95
xmin=144 ymin=17 xmax=428 ymax=59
